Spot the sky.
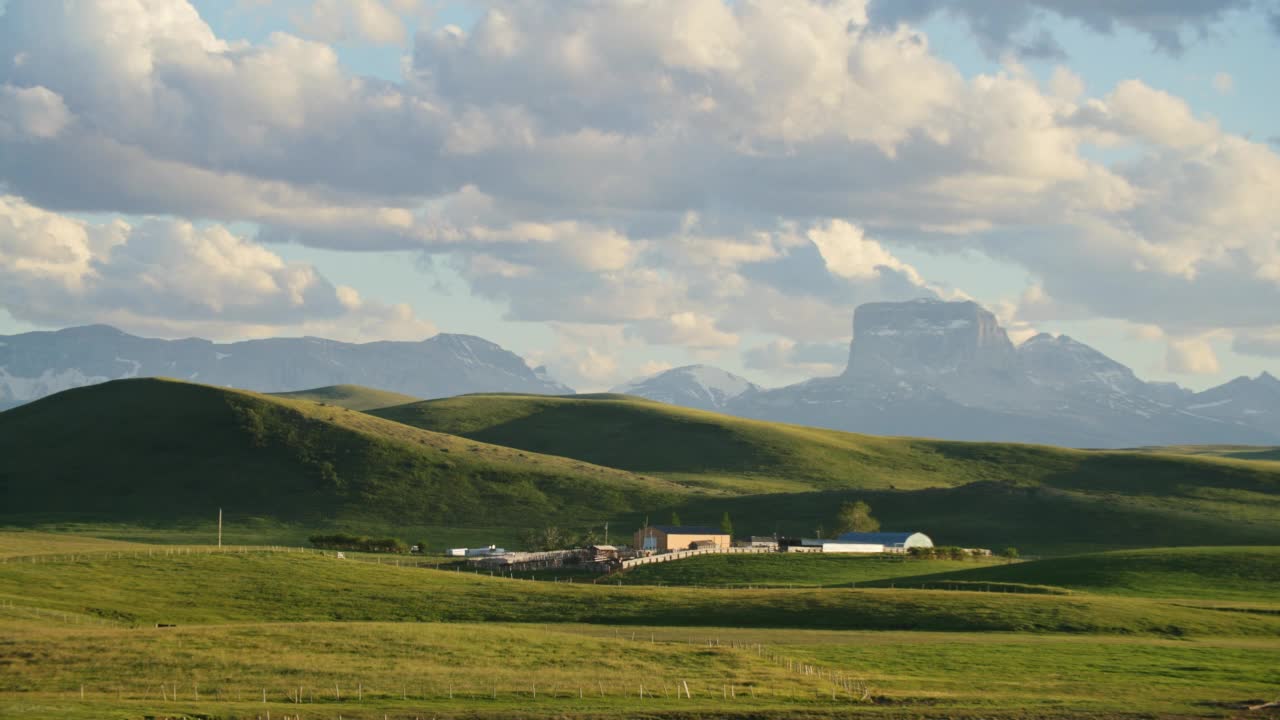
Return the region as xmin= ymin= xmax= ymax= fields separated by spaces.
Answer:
xmin=1 ymin=1 xmax=1279 ymax=392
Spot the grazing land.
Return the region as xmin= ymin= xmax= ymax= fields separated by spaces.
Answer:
xmin=616 ymin=552 xmax=1008 ymax=587
xmin=1 ymin=536 xmax=1278 ymax=719
xmin=0 ymin=531 xmax=153 ymax=559
xmin=375 ymin=392 xmax=1280 ymax=553
xmin=857 ymin=546 xmax=1280 ymax=603
xmin=0 ymin=379 xmax=682 ymax=529
xmin=269 ymin=384 xmax=422 ymax=411
xmin=1130 ymin=444 xmax=1280 ymax=463
xmin=3 ymin=382 xmax=1280 ymax=718
xmin=5 ymin=380 xmax=1280 ymax=555
xmin=374 ymin=392 xmax=1280 ymax=496
xmin=4 ymin=619 xmax=1278 ymax=720
xmin=10 ymin=550 xmax=1278 ymax=635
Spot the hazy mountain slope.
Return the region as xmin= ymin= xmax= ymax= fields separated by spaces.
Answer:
xmin=0 ymin=379 xmax=678 ymax=526
xmin=270 ymin=384 xmax=421 ymax=411
xmin=0 ymin=325 xmax=571 ymax=410
xmin=609 ymin=365 xmax=760 ymax=411
xmin=724 ymin=299 xmax=1280 ymax=447
xmin=1179 ymin=372 xmax=1280 ymax=434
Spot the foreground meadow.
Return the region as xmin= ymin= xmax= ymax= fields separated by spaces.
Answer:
xmin=3 ymin=617 xmax=1278 ymax=719
xmin=1 ymin=534 xmax=1278 ymax=718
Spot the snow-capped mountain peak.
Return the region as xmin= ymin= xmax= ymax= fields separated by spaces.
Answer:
xmin=611 ymin=364 xmax=760 ymax=411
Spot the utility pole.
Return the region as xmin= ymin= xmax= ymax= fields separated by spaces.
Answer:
xmin=217 ymin=508 xmax=222 ymax=548
xmin=604 ymin=521 xmax=609 ymax=546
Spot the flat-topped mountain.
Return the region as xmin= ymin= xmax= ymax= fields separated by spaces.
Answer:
xmin=0 ymin=325 xmax=572 ymax=410
xmin=845 ymin=299 xmax=1018 ymax=379
xmin=614 ymin=300 xmax=1280 ymax=448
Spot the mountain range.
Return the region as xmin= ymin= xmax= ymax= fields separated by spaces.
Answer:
xmin=0 ymin=325 xmax=569 ymax=410
xmin=613 ymin=299 xmax=1280 ymax=448
xmin=3 ymin=299 xmax=1278 ymax=447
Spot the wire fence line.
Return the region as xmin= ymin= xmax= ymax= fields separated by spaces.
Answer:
xmin=24 ymin=633 xmax=874 ymax=709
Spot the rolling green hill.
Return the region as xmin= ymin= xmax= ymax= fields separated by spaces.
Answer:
xmin=2 ymin=551 xmax=1275 ymax=636
xmin=669 ymin=480 xmax=1280 ymax=555
xmin=373 ymin=393 xmax=1280 ymax=497
xmin=1129 ymin=444 xmax=1280 ymax=463
xmin=616 ymin=552 xmax=1005 ymax=588
xmin=4 ymin=535 xmax=1278 ymax=720
xmin=857 ymin=546 xmax=1280 ymax=603
xmin=269 ymin=384 xmax=421 ymax=411
xmin=370 ymin=393 xmax=1280 ymax=553
xmin=0 ymin=379 xmax=681 ymax=527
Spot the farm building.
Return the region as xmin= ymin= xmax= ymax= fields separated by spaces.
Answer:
xmin=633 ymin=525 xmax=730 ymax=553
xmin=449 ymin=545 xmax=505 ymax=557
xmin=835 ymin=532 xmax=933 ymax=552
xmin=780 ymin=532 xmax=934 ymax=554
xmin=779 ymin=538 xmax=882 ymax=553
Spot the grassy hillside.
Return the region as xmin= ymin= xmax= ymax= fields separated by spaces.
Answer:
xmin=2 ymin=551 xmax=1276 ymax=636
xmin=670 ymin=480 xmax=1280 ymax=555
xmin=0 ymin=531 xmax=151 ymax=559
xmin=375 ymin=393 xmax=973 ymax=492
xmin=270 ymin=384 xmax=420 ymax=411
xmin=3 ymin=535 xmax=1278 ymax=719
xmin=0 ymin=379 xmax=682 ymax=528
xmin=374 ymin=394 xmax=1280 ymax=552
xmin=8 ymin=620 xmax=1276 ymax=719
xmin=1130 ymin=444 xmax=1280 ymax=463
xmin=374 ymin=393 xmax=1280 ymax=497
xmin=616 ymin=553 xmax=1005 ymax=588
xmin=858 ymin=546 xmax=1280 ymax=603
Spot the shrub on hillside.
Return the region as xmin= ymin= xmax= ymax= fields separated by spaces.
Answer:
xmin=309 ymin=533 xmax=408 ymax=554
xmin=908 ymin=546 xmax=975 ymax=560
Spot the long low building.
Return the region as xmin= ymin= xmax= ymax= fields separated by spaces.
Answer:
xmin=633 ymin=525 xmax=730 ymax=553
xmin=782 ymin=531 xmax=934 ymax=554
xmin=834 ymin=531 xmax=934 ymax=551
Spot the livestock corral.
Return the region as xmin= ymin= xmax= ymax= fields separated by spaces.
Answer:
xmin=460 ymin=527 xmax=983 ymax=577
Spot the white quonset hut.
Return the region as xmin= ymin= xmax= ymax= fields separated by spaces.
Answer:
xmin=834 ymin=531 xmax=933 ymax=552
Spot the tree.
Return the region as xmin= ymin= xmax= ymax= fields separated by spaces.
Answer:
xmin=834 ymin=500 xmax=880 ymax=534
xmin=1001 ymin=546 xmax=1020 ymax=561
xmin=415 ymin=539 xmax=429 ymax=554
xmin=521 ymin=525 xmax=570 ymax=552
xmin=670 ymin=511 xmax=682 ymax=526
xmin=719 ymin=511 xmax=733 ymax=536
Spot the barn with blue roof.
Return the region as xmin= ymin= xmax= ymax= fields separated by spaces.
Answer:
xmin=833 ymin=531 xmax=933 ymax=551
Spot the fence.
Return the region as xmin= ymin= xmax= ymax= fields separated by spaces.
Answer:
xmin=619 ymin=545 xmax=772 ymax=569
xmin=0 ymin=545 xmax=454 ymax=570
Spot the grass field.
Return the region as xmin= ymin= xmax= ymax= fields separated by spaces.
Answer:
xmin=858 ymin=546 xmax=1280 ymax=603
xmin=1131 ymin=444 xmax=1280 ymax=463
xmin=373 ymin=392 xmax=1280 ymax=496
xmin=3 ymin=550 xmax=1278 ymax=636
xmin=270 ymin=384 xmax=421 ymax=411
xmin=668 ymin=481 xmax=1280 ymax=555
xmin=616 ymin=552 xmax=1009 ymax=587
xmin=3 ymin=618 xmax=1277 ymax=719
xmin=370 ymin=392 xmax=1280 ymax=553
xmin=0 ymin=519 xmax=529 ymax=555
xmin=4 ymin=380 xmax=1280 ymax=556
xmin=0 ymin=379 xmax=683 ymax=529
xmin=2 ymin=533 xmax=1278 ymax=718
xmin=0 ymin=531 xmax=153 ymax=559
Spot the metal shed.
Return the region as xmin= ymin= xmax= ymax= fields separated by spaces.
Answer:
xmin=834 ymin=531 xmax=933 ymax=551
